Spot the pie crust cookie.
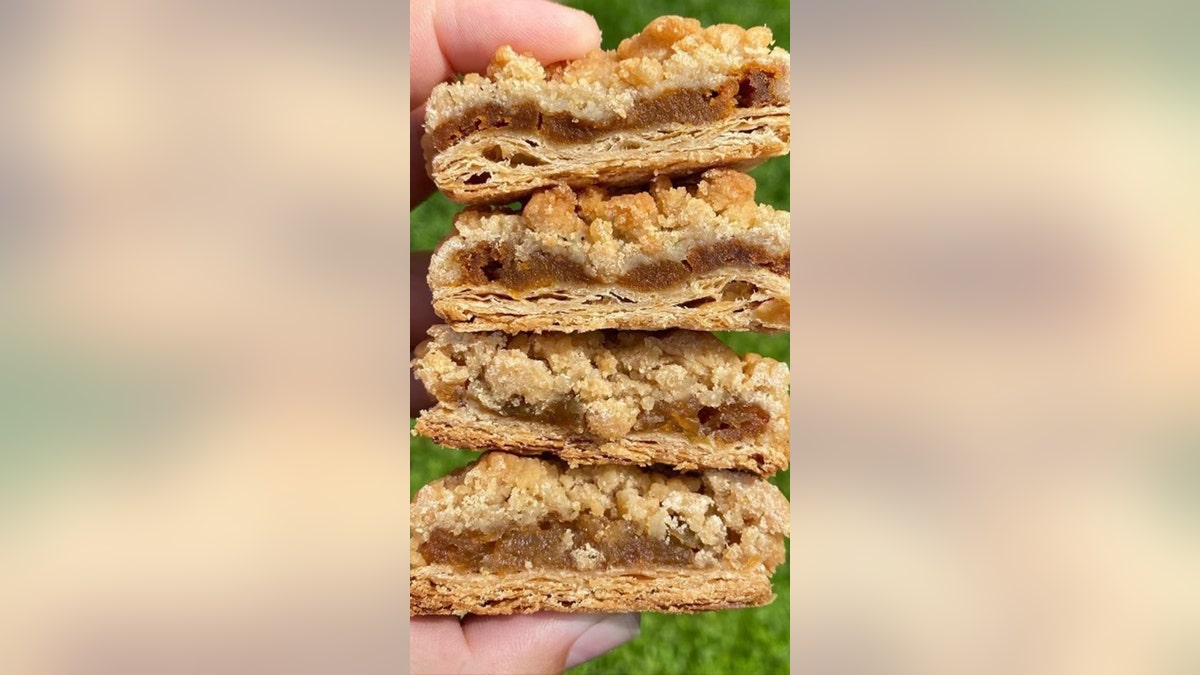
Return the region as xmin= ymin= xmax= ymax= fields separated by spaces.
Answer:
xmin=422 ymin=16 xmax=790 ymax=205
xmin=412 ymin=327 xmax=790 ymax=476
xmin=410 ymin=452 xmax=790 ymax=615
xmin=427 ymin=169 xmax=790 ymax=334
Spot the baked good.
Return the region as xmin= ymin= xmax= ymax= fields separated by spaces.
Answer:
xmin=427 ymin=169 xmax=790 ymax=333
xmin=412 ymin=327 xmax=789 ymax=476
xmin=410 ymin=452 xmax=790 ymax=615
xmin=422 ymin=16 xmax=790 ymax=204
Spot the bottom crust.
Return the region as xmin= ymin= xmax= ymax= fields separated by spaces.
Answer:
xmin=427 ymin=108 xmax=790 ymax=204
xmin=431 ymin=269 xmax=790 ymax=334
xmin=414 ymin=406 xmax=788 ymax=476
xmin=410 ymin=566 xmax=775 ymax=615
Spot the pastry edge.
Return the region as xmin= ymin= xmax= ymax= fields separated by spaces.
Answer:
xmin=426 ymin=110 xmax=789 ymax=205
xmin=410 ymin=566 xmax=776 ymax=615
xmin=413 ymin=406 xmax=789 ymax=476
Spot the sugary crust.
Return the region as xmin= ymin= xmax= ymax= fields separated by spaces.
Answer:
xmin=428 ymin=169 xmax=788 ymax=285
xmin=411 ymin=328 xmax=790 ymax=470
xmin=432 ymin=268 xmax=790 ymax=333
xmin=426 ymin=108 xmax=789 ymax=204
xmin=410 ymin=566 xmax=774 ymax=615
xmin=424 ymin=16 xmax=790 ymax=130
xmin=415 ymin=405 xmax=788 ymax=475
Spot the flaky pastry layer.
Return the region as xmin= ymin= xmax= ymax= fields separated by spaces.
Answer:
xmin=411 ymin=567 xmax=774 ymax=615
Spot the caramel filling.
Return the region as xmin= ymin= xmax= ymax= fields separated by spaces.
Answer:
xmin=452 ymin=240 xmax=789 ymax=293
xmin=428 ymin=66 xmax=787 ymax=154
xmin=419 ymin=515 xmax=700 ymax=572
xmin=491 ymin=395 xmax=770 ymax=443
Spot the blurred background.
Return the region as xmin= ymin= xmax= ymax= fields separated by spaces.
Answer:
xmin=1 ymin=0 xmax=408 ymax=672
xmin=789 ymin=2 xmax=1200 ymax=675
xmin=408 ymin=1 xmax=791 ymax=673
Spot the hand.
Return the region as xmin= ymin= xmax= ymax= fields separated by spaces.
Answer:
xmin=411 ymin=612 xmax=641 ymax=674
xmin=410 ymin=0 xmax=602 ymax=206
xmin=410 ymin=3 xmax=640 ymax=673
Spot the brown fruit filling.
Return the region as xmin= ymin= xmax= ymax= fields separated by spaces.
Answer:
xmin=697 ymin=403 xmax=773 ymax=442
xmin=428 ymin=65 xmax=787 ymax=153
xmin=451 ymin=240 xmax=789 ymax=293
xmin=419 ymin=515 xmax=700 ymax=572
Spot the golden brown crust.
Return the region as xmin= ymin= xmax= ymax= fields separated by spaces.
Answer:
xmin=432 ymin=269 xmax=790 ymax=334
xmin=415 ymin=405 xmax=788 ymax=475
xmin=410 ymin=566 xmax=774 ymax=615
xmin=425 ymin=109 xmax=789 ymax=205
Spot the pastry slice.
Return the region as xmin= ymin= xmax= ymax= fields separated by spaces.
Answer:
xmin=427 ymin=169 xmax=790 ymax=333
xmin=422 ymin=16 xmax=790 ymax=205
xmin=413 ymin=327 xmax=789 ymax=476
xmin=410 ymin=452 xmax=790 ymax=615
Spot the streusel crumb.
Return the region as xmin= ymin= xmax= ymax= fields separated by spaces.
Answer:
xmin=410 ymin=452 xmax=789 ymax=572
xmin=424 ymin=15 xmax=790 ymax=131
xmin=413 ymin=327 xmax=789 ymax=442
xmin=428 ymin=169 xmax=789 ymax=287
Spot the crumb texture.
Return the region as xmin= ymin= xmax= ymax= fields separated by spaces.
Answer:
xmin=413 ymin=327 xmax=789 ymax=443
xmin=428 ymin=169 xmax=789 ymax=287
xmin=410 ymin=453 xmax=790 ymax=573
xmin=424 ymin=16 xmax=790 ymax=131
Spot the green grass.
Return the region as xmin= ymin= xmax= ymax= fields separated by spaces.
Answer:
xmin=412 ymin=2 xmax=789 ymax=673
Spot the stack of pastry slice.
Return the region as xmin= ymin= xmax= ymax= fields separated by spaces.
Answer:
xmin=412 ymin=16 xmax=790 ymax=616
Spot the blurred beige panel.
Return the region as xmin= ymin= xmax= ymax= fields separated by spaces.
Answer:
xmin=794 ymin=54 xmax=1196 ymax=428
xmin=0 ymin=404 xmax=407 ymax=675
xmin=13 ymin=0 xmax=407 ymax=385
xmin=791 ymin=40 xmax=1199 ymax=675
xmin=1 ymin=0 xmax=411 ymax=672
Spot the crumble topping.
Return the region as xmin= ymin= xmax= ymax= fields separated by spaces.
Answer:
xmin=425 ymin=16 xmax=790 ymax=131
xmin=428 ymin=169 xmax=789 ymax=287
xmin=410 ymin=453 xmax=789 ymax=572
xmin=413 ymin=328 xmax=789 ymax=442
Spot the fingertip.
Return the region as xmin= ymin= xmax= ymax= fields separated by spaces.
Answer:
xmin=557 ymin=5 xmax=604 ymax=54
xmin=433 ymin=0 xmax=603 ymax=76
xmin=409 ymin=616 xmax=468 ymax=674
xmin=461 ymin=612 xmax=639 ymax=673
xmin=564 ymin=613 xmax=640 ymax=669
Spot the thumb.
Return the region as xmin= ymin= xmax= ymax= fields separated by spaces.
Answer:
xmin=461 ymin=613 xmax=641 ymax=674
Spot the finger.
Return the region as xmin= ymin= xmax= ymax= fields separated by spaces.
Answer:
xmin=410 ymin=0 xmax=602 ymax=109
xmin=461 ymin=613 xmax=640 ymax=674
xmin=410 ymin=616 xmax=469 ymax=675
xmin=410 ymin=105 xmax=438 ymax=206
